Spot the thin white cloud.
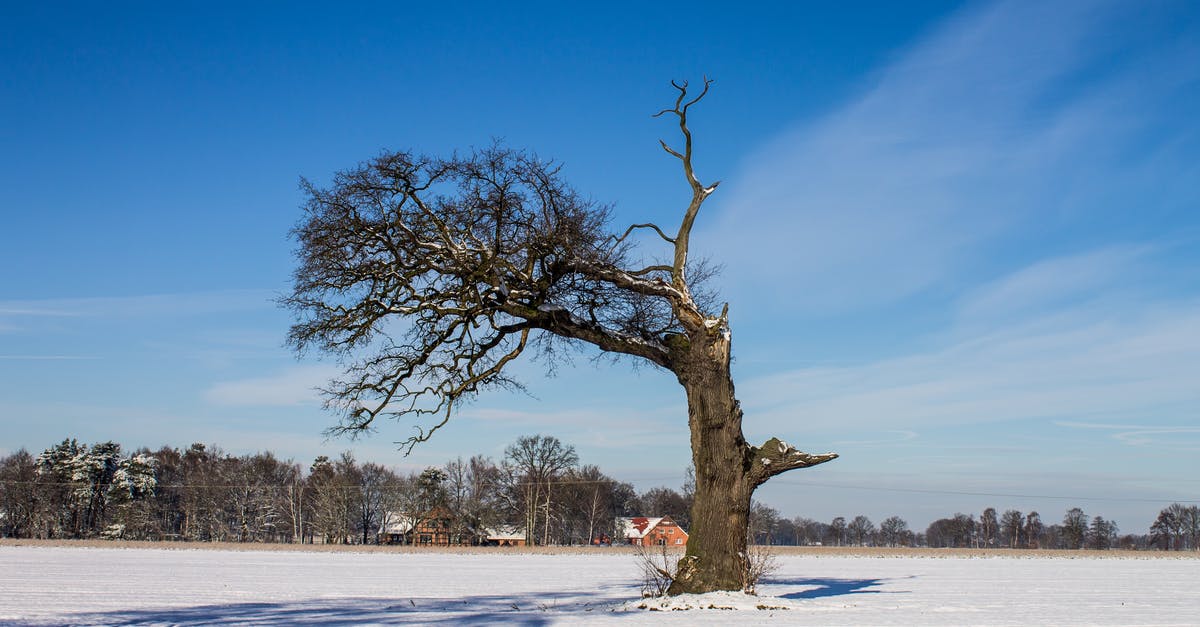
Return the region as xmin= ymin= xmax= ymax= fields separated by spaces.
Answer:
xmin=832 ymin=430 xmax=918 ymax=448
xmin=741 ymin=290 xmax=1200 ymax=433
xmin=0 ymin=308 xmax=80 ymax=317
xmin=957 ymin=245 xmax=1149 ymax=321
xmin=697 ymin=0 xmax=1192 ymax=316
xmin=0 ymin=355 xmax=98 ymax=360
xmin=1055 ymin=421 xmax=1200 ymax=451
xmin=205 ymin=365 xmax=340 ymax=407
xmin=460 ymin=405 xmax=685 ymax=451
xmin=0 ymin=289 xmax=276 ymax=321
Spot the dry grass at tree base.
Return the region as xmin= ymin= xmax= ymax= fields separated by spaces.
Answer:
xmin=630 ymin=543 xmax=782 ymax=597
xmin=1 ymin=538 xmax=1196 ymax=559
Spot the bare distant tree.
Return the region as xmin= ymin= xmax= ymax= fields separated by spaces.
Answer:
xmin=1000 ymin=509 xmax=1023 ymax=548
xmin=556 ymin=464 xmax=619 ymax=545
xmin=1024 ymin=511 xmax=1044 ymax=549
xmin=639 ymin=487 xmax=691 ymax=525
xmin=1062 ymin=507 xmax=1089 ymax=550
xmin=285 ymin=81 xmax=837 ymax=592
xmin=879 ymin=516 xmax=909 ymax=547
xmin=827 ymin=516 xmax=848 ymax=547
xmin=926 ymin=513 xmax=974 ymax=548
xmin=353 ymin=462 xmax=397 ymax=544
xmin=1149 ymin=503 xmax=1198 ymax=551
xmin=502 ymin=435 xmax=577 ymax=546
xmin=0 ymin=451 xmax=38 ymax=538
xmin=847 ymin=515 xmax=875 ymax=546
xmin=307 ymin=455 xmax=353 ymax=544
xmin=979 ymin=507 xmax=998 ymax=548
xmin=789 ymin=517 xmax=824 ymax=546
xmin=748 ymin=502 xmax=781 ymax=545
xmin=1178 ymin=504 xmax=1200 ymax=551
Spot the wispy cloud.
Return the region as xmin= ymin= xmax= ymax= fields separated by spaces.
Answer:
xmin=957 ymin=245 xmax=1150 ymax=322
xmin=460 ymin=404 xmax=684 ymax=450
xmin=205 ymin=365 xmax=340 ymax=407
xmin=740 ymin=251 xmax=1200 ymax=434
xmin=0 ymin=308 xmax=80 ymax=317
xmin=0 ymin=289 xmax=276 ymax=322
xmin=699 ymin=0 xmax=1196 ymax=316
xmin=1056 ymin=421 xmax=1200 ymax=452
xmin=0 ymin=355 xmax=98 ymax=360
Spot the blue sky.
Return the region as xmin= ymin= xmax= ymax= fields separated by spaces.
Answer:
xmin=2 ymin=0 xmax=1197 ymax=532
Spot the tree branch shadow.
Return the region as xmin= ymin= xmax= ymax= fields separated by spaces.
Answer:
xmin=771 ymin=576 xmax=909 ymax=600
xmin=51 ymin=577 xmax=911 ymax=623
xmin=58 ymin=590 xmax=633 ymax=626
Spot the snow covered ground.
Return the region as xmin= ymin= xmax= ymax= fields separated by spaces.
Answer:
xmin=1 ymin=544 xmax=1197 ymax=625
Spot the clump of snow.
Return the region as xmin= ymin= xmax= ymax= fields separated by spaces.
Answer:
xmin=620 ymin=591 xmax=798 ymax=612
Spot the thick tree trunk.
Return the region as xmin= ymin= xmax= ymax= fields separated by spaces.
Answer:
xmin=667 ymin=332 xmax=753 ymax=594
xmin=665 ymin=329 xmax=838 ymax=595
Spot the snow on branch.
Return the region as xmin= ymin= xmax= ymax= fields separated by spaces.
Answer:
xmin=747 ymin=437 xmax=838 ymax=486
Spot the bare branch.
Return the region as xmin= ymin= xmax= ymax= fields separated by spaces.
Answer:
xmin=289 ymin=145 xmax=688 ymax=449
xmin=628 ymin=265 xmax=674 ymax=277
xmin=658 ymin=139 xmax=685 ymax=161
xmin=610 ymin=222 xmax=676 ymax=246
xmin=652 ymin=78 xmax=719 ymax=329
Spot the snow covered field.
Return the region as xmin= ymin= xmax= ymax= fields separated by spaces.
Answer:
xmin=1 ymin=544 xmax=1197 ymax=625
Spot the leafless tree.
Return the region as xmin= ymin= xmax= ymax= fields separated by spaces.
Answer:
xmin=847 ymin=515 xmax=875 ymax=546
xmin=558 ymin=464 xmax=619 ymax=545
xmin=790 ymin=516 xmax=824 ymax=546
xmin=879 ymin=515 xmax=909 ymax=547
xmin=997 ymin=509 xmax=1021 ymax=548
xmin=1178 ymin=504 xmax=1200 ymax=551
xmin=502 ymin=435 xmax=577 ymax=545
xmin=749 ymin=501 xmax=781 ymax=545
xmin=307 ymin=455 xmax=355 ymax=544
xmin=352 ymin=461 xmax=397 ymax=544
xmin=638 ymin=486 xmax=691 ymax=527
xmin=1024 ymin=511 xmax=1044 ymax=549
xmin=0 ymin=450 xmax=39 ymax=538
xmin=1062 ymin=507 xmax=1089 ymax=550
xmin=285 ymin=80 xmax=837 ymax=593
xmin=978 ymin=507 xmax=998 ymax=548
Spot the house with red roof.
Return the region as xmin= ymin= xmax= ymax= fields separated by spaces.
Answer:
xmin=618 ymin=516 xmax=688 ymax=547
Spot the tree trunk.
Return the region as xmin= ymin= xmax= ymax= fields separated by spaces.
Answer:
xmin=666 ymin=330 xmax=837 ymax=595
xmin=667 ymin=332 xmax=753 ymax=594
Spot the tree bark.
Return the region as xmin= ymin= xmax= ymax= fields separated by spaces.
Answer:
xmin=666 ymin=329 xmax=751 ymax=594
xmin=666 ymin=328 xmax=837 ymax=595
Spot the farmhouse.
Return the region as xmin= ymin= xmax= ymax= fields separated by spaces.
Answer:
xmin=618 ymin=516 xmax=688 ymax=547
xmin=380 ymin=509 xmax=530 ymax=546
xmin=379 ymin=506 xmax=463 ymax=546
xmin=484 ymin=525 xmax=527 ymax=547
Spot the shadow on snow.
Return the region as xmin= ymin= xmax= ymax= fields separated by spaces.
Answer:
xmin=58 ymin=591 xmax=627 ymax=626
xmin=771 ymin=576 xmax=906 ymax=600
xmin=56 ymin=576 xmax=909 ymax=624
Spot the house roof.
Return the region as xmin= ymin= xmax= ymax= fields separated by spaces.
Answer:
xmin=380 ymin=512 xmax=417 ymax=534
xmin=617 ymin=516 xmax=687 ymax=539
xmin=380 ymin=506 xmax=454 ymax=534
xmin=484 ymin=525 xmax=526 ymax=541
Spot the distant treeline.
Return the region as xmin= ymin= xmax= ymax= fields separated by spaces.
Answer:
xmin=759 ymin=505 xmax=1195 ymax=551
xmin=0 ymin=435 xmax=680 ymax=546
xmin=0 ymin=437 xmax=1195 ymax=551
